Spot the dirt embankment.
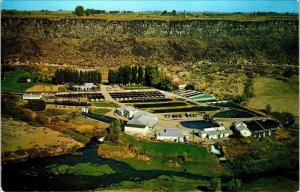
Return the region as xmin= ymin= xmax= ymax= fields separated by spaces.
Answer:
xmin=1 ymin=118 xmax=85 ymax=163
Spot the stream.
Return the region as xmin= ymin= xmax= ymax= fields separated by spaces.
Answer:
xmin=2 ymin=138 xmax=213 ymax=191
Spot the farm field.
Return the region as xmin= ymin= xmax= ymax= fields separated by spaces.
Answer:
xmin=1 ymin=70 xmax=37 ymax=93
xmin=98 ymin=134 xmax=228 ymax=176
xmin=2 ymin=11 xmax=298 ymax=21
xmin=1 ymin=118 xmax=84 ymax=162
xmin=245 ymin=76 xmax=299 ymax=117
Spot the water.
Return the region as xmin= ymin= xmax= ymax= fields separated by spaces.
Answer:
xmin=180 ymin=120 xmax=220 ymax=130
xmin=2 ymin=138 xmax=213 ymax=191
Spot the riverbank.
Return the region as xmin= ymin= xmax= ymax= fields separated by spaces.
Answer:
xmin=2 ymin=117 xmax=85 ymax=163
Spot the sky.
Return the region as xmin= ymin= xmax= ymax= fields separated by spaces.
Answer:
xmin=1 ymin=0 xmax=299 ymax=13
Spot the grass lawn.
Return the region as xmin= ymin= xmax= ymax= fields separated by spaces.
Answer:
xmin=1 ymin=70 xmax=37 ymax=93
xmin=91 ymin=108 xmax=111 ymax=116
xmin=99 ymin=134 xmax=228 ymax=177
xmin=92 ymin=102 xmax=119 ymax=108
xmin=245 ymin=76 xmax=299 ymax=116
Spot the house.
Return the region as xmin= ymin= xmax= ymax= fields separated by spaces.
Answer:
xmin=82 ymin=107 xmax=89 ymax=113
xmin=23 ymin=93 xmax=42 ymax=100
xmin=124 ymin=110 xmax=158 ymax=136
xmin=198 ymin=127 xmax=230 ymax=139
xmin=116 ymin=107 xmax=139 ymax=118
xmin=156 ymin=128 xmax=189 ymax=142
xmin=74 ymin=83 xmax=97 ymax=90
xmin=233 ymin=122 xmax=252 ymax=137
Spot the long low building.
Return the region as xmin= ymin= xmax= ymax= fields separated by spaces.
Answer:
xmin=233 ymin=120 xmax=280 ymax=138
xmin=124 ymin=110 xmax=158 ymax=136
xmin=199 ymin=127 xmax=230 ymax=139
xmin=156 ymin=128 xmax=189 ymax=142
xmin=23 ymin=93 xmax=43 ymax=100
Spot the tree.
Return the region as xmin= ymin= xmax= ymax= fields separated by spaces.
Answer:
xmin=185 ymin=84 xmax=195 ymax=90
xmin=109 ymin=120 xmax=121 ymax=134
xmin=171 ymin=10 xmax=176 ymax=16
xmin=131 ymin=66 xmax=138 ymax=83
xmin=161 ymin=10 xmax=168 ymax=15
xmin=265 ymin=104 xmax=272 ymax=114
xmin=209 ymin=177 xmax=221 ymax=192
xmin=228 ymin=178 xmax=242 ymax=192
xmin=75 ymin=6 xmax=84 ymax=16
xmin=26 ymin=100 xmax=46 ymax=111
xmin=137 ymin=66 xmax=144 ymax=84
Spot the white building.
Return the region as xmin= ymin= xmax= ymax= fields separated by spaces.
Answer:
xmin=82 ymin=107 xmax=89 ymax=113
xmin=124 ymin=110 xmax=158 ymax=136
xmin=116 ymin=107 xmax=139 ymax=118
xmin=23 ymin=93 xmax=42 ymax=100
xmin=156 ymin=128 xmax=189 ymax=142
xmin=234 ymin=122 xmax=252 ymax=137
xmin=199 ymin=127 xmax=230 ymax=139
xmin=74 ymin=83 xmax=97 ymax=90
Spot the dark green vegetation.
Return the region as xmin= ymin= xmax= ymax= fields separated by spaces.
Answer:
xmin=222 ymin=135 xmax=298 ymax=177
xmin=63 ymin=130 xmax=90 ymax=144
xmin=47 ymin=163 xmax=115 ymax=176
xmin=54 ymin=68 xmax=102 ymax=85
xmin=1 ymin=69 xmax=37 ymax=92
xmin=26 ymin=100 xmax=46 ymax=111
xmin=74 ymin=6 xmax=84 ymax=16
xmin=134 ymin=101 xmax=187 ymax=108
xmin=151 ymin=106 xmax=219 ymax=113
xmin=109 ymin=65 xmax=175 ymax=91
xmin=92 ymin=101 xmax=119 ymax=107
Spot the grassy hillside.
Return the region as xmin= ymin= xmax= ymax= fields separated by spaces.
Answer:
xmin=245 ymin=76 xmax=299 ymax=116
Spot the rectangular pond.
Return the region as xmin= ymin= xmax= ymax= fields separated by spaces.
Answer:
xmin=180 ymin=120 xmax=220 ymax=130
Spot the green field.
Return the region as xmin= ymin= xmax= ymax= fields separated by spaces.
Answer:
xmin=90 ymin=108 xmax=111 ymax=116
xmin=92 ymin=102 xmax=119 ymax=108
xmin=246 ymin=76 xmax=299 ymax=116
xmin=101 ymin=134 xmax=228 ymax=176
xmin=1 ymin=70 xmax=37 ymax=93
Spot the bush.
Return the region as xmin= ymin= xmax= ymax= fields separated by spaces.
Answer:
xmin=209 ymin=177 xmax=221 ymax=192
xmin=75 ymin=6 xmax=84 ymax=16
xmin=228 ymin=178 xmax=242 ymax=192
xmin=35 ymin=113 xmax=49 ymax=125
xmin=105 ymin=134 xmax=119 ymax=142
xmin=26 ymin=100 xmax=46 ymax=111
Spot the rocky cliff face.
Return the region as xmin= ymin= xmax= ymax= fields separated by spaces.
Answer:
xmin=2 ymin=17 xmax=298 ymax=39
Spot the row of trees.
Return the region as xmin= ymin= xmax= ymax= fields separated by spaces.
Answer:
xmin=74 ymin=6 xmax=133 ymax=16
xmin=54 ymin=69 xmax=102 ymax=85
xmin=108 ymin=65 xmax=175 ymax=91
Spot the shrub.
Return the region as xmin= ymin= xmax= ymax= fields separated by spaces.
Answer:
xmin=35 ymin=113 xmax=49 ymax=125
xmin=209 ymin=177 xmax=221 ymax=192
xmin=228 ymin=178 xmax=242 ymax=192
xmin=75 ymin=6 xmax=84 ymax=16
xmin=26 ymin=100 xmax=46 ymax=111
xmin=105 ymin=134 xmax=119 ymax=142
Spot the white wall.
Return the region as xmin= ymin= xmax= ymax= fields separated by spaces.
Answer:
xmin=124 ymin=125 xmax=150 ymax=136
